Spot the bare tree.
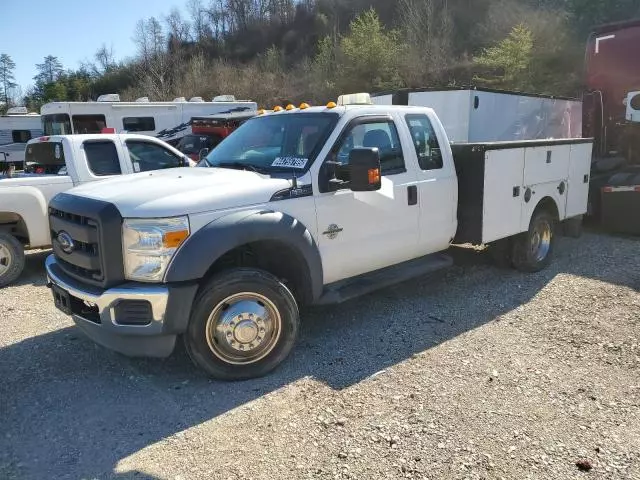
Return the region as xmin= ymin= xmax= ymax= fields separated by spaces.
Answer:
xmin=189 ymin=0 xmax=212 ymax=41
xmin=133 ymin=18 xmax=174 ymax=99
xmin=165 ymin=8 xmax=192 ymax=44
xmin=399 ymin=0 xmax=454 ymax=86
xmin=94 ymin=44 xmax=116 ymax=74
xmin=8 ymin=84 xmax=23 ymax=107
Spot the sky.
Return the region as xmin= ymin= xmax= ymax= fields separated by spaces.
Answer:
xmin=0 ymin=0 xmax=183 ymax=94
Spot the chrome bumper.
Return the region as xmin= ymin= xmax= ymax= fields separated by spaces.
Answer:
xmin=45 ymin=255 xmax=177 ymax=357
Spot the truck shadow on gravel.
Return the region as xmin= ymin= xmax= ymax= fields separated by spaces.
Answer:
xmin=0 ymin=234 xmax=638 ymax=479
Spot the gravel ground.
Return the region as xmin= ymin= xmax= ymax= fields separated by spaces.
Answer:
xmin=0 ymin=232 xmax=639 ymax=480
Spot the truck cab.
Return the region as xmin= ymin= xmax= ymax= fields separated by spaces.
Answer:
xmin=44 ymin=94 xmax=592 ymax=380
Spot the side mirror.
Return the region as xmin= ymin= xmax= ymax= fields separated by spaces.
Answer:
xmin=198 ymin=148 xmax=210 ymax=161
xmin=349 ymin=148 xmax=381 ymax=192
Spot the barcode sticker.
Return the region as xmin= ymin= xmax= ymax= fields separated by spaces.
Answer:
xmin=272 ymin=157 xmax=308 ymax=169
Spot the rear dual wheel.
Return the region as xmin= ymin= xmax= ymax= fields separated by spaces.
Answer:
xmin=488 ymin=209 xmax=557 ymax=273
xmin=184 ymin=268 xmax=300 ymax=380
xmin=511 ymin=210 xmax=556 ymax=273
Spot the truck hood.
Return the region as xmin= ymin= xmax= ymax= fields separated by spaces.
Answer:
xmin=66 ymin=167 xmax=293 ymax=218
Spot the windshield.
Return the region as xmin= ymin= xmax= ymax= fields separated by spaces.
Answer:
xmin=200 ymin=112 xmax=338 ymax=173
xmin=43 ymin=114 xmax=72 ymax=135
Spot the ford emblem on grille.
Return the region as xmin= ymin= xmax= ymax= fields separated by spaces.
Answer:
xmin=57 ymin=231 xmax=75 ymax=254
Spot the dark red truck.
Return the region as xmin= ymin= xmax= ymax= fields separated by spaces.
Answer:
xmin=176 ymin=112 xmax=257 ymax=162
xmin=583 ymin=19 xmax=640 ymax=233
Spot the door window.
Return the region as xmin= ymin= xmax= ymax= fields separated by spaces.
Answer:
xmin=125 ymin=140 xmax=184 ymax=172
xmin=334 ymin=120 xmax=405 ymax=175
xmin=84 ymin=141 xmax=122 ymax=176
xmin=405 ymin=114 xmax=443 ymax=170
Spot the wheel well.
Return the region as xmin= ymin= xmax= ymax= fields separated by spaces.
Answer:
xmin=535 ymin=197 xmax=559 ymax=221
xmin=0 ymin=212 xmax=29 ymax=244
xmin=203 ymin=240 xmax=313 ymax=306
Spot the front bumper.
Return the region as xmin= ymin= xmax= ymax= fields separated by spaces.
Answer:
xmin=45 ymin=255 xmax=197 ymax=358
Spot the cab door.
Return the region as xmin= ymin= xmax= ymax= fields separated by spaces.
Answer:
xmin=314 ymin=115 xmax=421 ymax=284
xmin=402 ymin=113 xmax=458 ymax=254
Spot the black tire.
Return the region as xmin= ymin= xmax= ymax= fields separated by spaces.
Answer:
xmin=511 ymin=209 xmax=557 ymax=273
xmin=0 ymin=233 xmax=25 ymax=288
xmin=184 ymin=268 xmax=300 ymax=380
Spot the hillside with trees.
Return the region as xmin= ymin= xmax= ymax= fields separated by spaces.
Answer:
xmin=1 ymin=0 xmax=640 ymax=112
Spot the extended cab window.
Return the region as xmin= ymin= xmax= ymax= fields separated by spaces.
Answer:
xmin=84 ymin=141 xmax=122 ymax=176
xmin=125 ymin=140 xmax=184 ymax=172
xmin=405 ymin=114 xmax=443 ymax=170
xmin=73 ymin=115 xmax=107 ymax=134
xmin=123 ymin=117 xmax=156 ymax=132
xmin=334 ymin=120 xmax=405 ymax=175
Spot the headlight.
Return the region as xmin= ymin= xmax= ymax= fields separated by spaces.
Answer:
xmin=122 ymin=216 xmax=190 ymax=282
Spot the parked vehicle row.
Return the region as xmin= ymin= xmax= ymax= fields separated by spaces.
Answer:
xmin=0 ymin=95 xmax=257 ymax=174
xmin=42 ymin=92 xmax=593 ymax=380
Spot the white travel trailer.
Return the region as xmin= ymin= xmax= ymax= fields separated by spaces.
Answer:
xmin=40 ymin=94 xmax=257 ymax=144
xmin=0 ymin=107 xmax=43 ymax=169
xmin=0 ymin=107 xmax=42 ymax=145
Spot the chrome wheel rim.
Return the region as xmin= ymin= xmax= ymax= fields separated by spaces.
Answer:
xmin=205 ymin=292 xmax=282 ymax=365
xmin=0 ymin=244 xmax=12 ymax=277
xmin=530 ymin=219 xmax=552 ymax=262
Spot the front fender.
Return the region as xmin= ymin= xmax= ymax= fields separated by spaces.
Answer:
xmin=0 ymin=187 xmax=49 ymax=246
xmin=165 ymin=210 xmax=324 ymax=301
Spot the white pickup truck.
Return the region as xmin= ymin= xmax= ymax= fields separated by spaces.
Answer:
xmin=45 ymin=94 xmax=593 ymax=380
xmin=0 ymin=133 xmax=194 ymax=286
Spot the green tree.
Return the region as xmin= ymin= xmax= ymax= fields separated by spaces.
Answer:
xmin=338 ymin=9 xmax=405 ymax=92
xmin=311 ymin=35 xmax=338 ymax=99
xmin=0 ymin=53 xmax=17 ymax=108
xmin=34 ymin=55 xmax=64 ymax=84
xmin=474 ymin=23 xmax=534 ymax=91
xmin=43 ymin=81 xmax=67 ymax=102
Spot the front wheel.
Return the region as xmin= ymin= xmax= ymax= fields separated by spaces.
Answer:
xmin=184 ymin=268 xmax=300 ymax=380
xmin=0 ymin=233 xmax=25 ymax=288
xmin=511 ymin=210 xmax=557 ymax=273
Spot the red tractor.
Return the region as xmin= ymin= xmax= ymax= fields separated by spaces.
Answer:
xmin=583 ymin=19 xmax=640 ymax=233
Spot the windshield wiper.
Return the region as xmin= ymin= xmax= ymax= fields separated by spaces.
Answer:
xmin=216 ymin=162 xmax=266 ymax=174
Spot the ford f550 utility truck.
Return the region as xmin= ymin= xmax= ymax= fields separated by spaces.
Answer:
xmin=0 ymin=134 xmax=194 ymax=287
xmin=45 ymin=94 xmax=593 ymax=380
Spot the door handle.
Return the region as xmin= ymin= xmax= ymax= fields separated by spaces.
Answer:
xmin=408 ymin=185 xmax=418 ymax=206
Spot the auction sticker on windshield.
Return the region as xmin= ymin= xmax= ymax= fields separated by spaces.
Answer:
xmin=272 ymin=157 xmax=308 ymax=169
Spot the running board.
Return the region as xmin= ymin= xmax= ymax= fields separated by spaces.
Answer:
xmin=316 ymin=253 xmax=453 ymax=305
